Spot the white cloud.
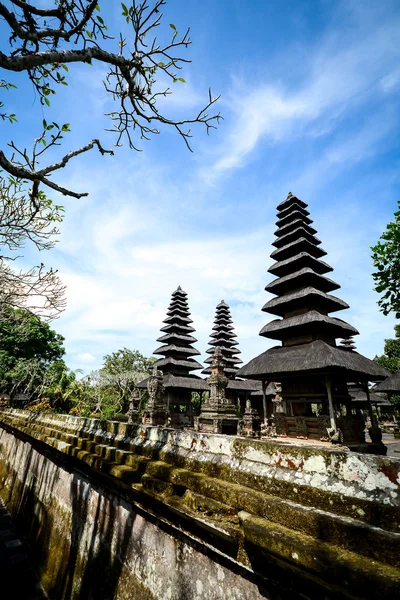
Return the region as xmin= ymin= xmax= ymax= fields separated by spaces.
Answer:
xmin=202 ymin=3 xmax=400 ymax=183
xmin=76 ymin=353 xmax=97 ymax=364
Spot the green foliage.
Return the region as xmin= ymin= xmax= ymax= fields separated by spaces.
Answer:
xmin=374 ymin=323 xmax=400 ymax=374
xmin=371 ymin=202 xmax=400 ymax=317
xmin=0 ymin=308 xmax=69 ymax=406
xmin=67 ymin=348 xmax=155 ymax=419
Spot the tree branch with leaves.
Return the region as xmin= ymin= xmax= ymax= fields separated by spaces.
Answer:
xmin=0 ymin=0 xmax=221 ymax=202
xmin=371 ymin=201 xmax=400 ymax=318
xmin=0 ymin=1 xmax=220 ymax=320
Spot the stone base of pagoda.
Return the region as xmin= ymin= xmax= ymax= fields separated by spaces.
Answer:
xmin=194 ymin=410 xmax=239 ymax=435
xmin=238 ymin=409 xmax=261 ymax=438
xmin=142 ymin=409 xmax=168 ymax=427
xmin=169 ymin=411 xmax=194 ymax=429
xmin=274 ymin=414 xmax=366 ymax=443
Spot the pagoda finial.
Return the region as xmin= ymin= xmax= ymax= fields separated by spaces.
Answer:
xmin=287 ymin=191 xmax=293 ymax=198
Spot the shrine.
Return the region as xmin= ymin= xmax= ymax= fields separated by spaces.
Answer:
xmin=202 ymin=300 xmax=260 ymax=412
xmin=238 ymin=193 xmax=388 ymax=452
xmin=136 ymin=286 xmax=208 ymax=427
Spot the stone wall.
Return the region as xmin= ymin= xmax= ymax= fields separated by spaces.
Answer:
xmin=0 ymin=409 xmax=399 ymax=599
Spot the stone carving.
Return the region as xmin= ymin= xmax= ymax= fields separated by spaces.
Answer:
xmin=318 ymin=415 xmax=331 ymax=441
xmin=239 ymin=398 xmax=261 ymax=437
xmin=260 ymin=416 xmax=277 ymax=439
xmin=143 ymin=368 xmax=167 ymax=426
xmin=274 ymin=413 xmax=287 ymax=436
xmin=295 ymin=416 xmax=308 ymax=439
xmin=194 ymin=348 xmax=239 ymax=435
xmin=127 ymin=388 xmax=141 ymax=424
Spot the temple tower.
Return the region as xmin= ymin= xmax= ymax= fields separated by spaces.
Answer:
xmin=153 ymin=286 xmax=203 ymax=377
xmin=137 ymin=286 xmax=208 ymax=427
xmin=238 ymin=193 xmax=388 ymax=451
xmin=202 ymin=300 xmax=242 ymax=377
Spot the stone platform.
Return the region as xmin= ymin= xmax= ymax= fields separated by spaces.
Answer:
xmin=0 ymin=409 xmax=399 ymax=600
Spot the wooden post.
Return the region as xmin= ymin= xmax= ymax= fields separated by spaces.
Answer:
xmin=325 ymin=377 xmax=336 ymax=430
xmin=364 ymin=382 xmax=377 ymax=427
xmin=262 ymin=381 xmax=267 ymax=424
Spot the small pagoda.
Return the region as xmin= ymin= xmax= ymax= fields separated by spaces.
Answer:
xmin=238 ymin=193 xmax=388 ymax=451
xmin=195 ymin=347 xmax=239 ymax=435
xmin=202 ymin=300 xmax=243 ymax=377
xmin=202 ymin=300 xmax=261 ymax=413
xmin=136 ymin=286 xmax=208 ymax=427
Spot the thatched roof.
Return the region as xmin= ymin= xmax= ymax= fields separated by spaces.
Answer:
xmin=268 ymin=252 xmax=332 ymax=278
xmin=153 ymin=344 xmax=200 ymax=357
xmin=275 ymin=219 xmax=317 ymax=238
xmin=212 ymin=323 xmax=235 ymax=332
xmin=348 ymin=386 xmax=391 ymax=405
xmin=276 ymin=208 xmax=312 ymax=228
xmin=271 ymin=237 xmax=327 ymax=261
xmin=262 ymin=287 xmax=349 ymax=317
xmin=157 ymin=332 xmax=198 ymax=344
xmin=160 ymin=323 xmax=196 ymax=334
xmin=136 ymin=373 xmax=209 ymax=391
xmin=136 ymin=374 xmax=261 ymax=393
xmin=277 ymin=193 xmax=307 ymax=213
xmin=259 ymin=311 xmax=358 ymax=340
xmin=202 ymin=299 xmax=242 ymax=378
xmin=171 ymin=285 xmax=187 ymax=297
xmin=237 ymin=340 xmax=388 ymax=380
xmin=206 ymin=344 xmax=241 ymax=354
xmin=166 ymin=306 xmax=191 ymax=317
xmin=209 ymin=331 xmax=238 ymax=342
xmin=265 ymin=267 xmax=340 ymax=296
xmin=153 ymin=356 xmax=203 ymax=371
xmin=250 ymin=381 xmax=280 ymax=397
xmin=216 ymin=299 xmax=229 ymax=308
xmin=163 ymin=314 xmax=193 ymax=325
xmin=272 ymin=226 xmax=322 ymax=249
xmin=373 ymin=371 xmax=400 ymax=393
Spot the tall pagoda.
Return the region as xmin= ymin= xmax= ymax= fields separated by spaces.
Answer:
xmin=136 ymin=286 xmax=208 ymax=427
xmin=238 ymin=193 xmax=388 ymax=451
xmin=202 ymin=300 xmax=243 ymax=378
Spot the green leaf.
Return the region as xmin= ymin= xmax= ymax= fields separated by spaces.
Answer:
xmin=97 ymin=16 xmax=104 ymax=25
xmin=86 ymin=29 xmax=93 ymax=39
xmin=121 ymin=2 xmax=128 ymax=14
xmin=178 ymin=78 xmax=186 ymax=83
xmin=61 ymin=64 xmax=68 ymax=72
xmin=169 ymin=23 xmax=177 ymax=30
xmin=44 ymin=97 xmax=50 ymax=107
xmin=61 ymin=123 xmax=70 ymax=132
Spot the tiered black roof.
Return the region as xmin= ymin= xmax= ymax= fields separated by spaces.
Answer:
xmin=238 ymin=193 xmax=388 ymax=381
xmin=259 ymin=193 xmax=358 ymax=347
xmin=153 ymin=286 xmax=203 ymax=376
xmin=202 ymin=300 xmax=243 ymax=377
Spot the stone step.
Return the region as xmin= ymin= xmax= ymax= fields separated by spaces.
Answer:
xmin=135 ymin=461 xmax=400 ymax=568
xmin=240 ymin=511 xmax=400 ymax=599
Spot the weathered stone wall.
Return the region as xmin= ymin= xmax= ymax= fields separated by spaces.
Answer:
xmin=0 ymin=409 xmax=399 ymax=600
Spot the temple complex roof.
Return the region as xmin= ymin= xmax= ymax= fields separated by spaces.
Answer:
xmin=238 ymin=193 xmax=388 ymax=382
xmin=373 ymin=371 xmax=400 ymax=393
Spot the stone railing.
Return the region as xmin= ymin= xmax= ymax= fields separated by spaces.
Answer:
xmin=0 ymin=409 xmax=399 ymax=600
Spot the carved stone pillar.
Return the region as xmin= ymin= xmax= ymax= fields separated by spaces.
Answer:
xmin=143 ymin=368 xmax=167 ymax=426
xmin=194 ymin=348 xmax=239 ymax=435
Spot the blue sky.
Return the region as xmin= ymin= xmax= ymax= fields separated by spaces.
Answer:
xmin=1 ymin=0 xmax=400 ymax=372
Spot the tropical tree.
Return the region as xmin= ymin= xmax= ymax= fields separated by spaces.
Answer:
xmin=374 ymin=324 xmax=400 ymax=374
xmin=0 ymin=306 xmax=65 ymax=395
xmin=371 ymin=201 xmax=400 ymax=317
